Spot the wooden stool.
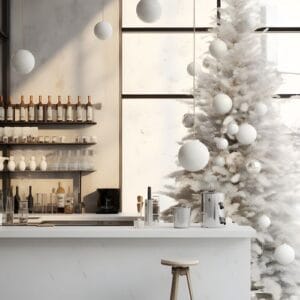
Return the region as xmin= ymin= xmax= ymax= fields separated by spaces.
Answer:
xmin=161 ymin=258 xmax=199 ymax=300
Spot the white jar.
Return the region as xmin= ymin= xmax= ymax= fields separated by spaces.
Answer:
xmin=40 ymin=156 xmax=47 ymax=171
xmin=18 ymin=156 xmax=26 ymax=171
xmin=29 ymin=156 xmax=37 ymax=171
xmin=7 ymin=156 xmax=16 ymax=172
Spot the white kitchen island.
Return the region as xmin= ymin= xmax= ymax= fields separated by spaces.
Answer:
xmin=0 ymin=224 xmax=255 ymax=300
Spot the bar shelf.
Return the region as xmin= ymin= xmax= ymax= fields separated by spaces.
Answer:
xmin=0 ymin=142 xmax=96 ymax=147
xmin=0 ymin=121 xmax=97 ymax=128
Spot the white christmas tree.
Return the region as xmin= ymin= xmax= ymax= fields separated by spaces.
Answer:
xmin=163 ymin=0 xmax=300 ymax=298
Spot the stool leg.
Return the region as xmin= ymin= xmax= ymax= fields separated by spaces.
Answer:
xmin=185 ymin=269 xmax=194 ymax=300
xmin=170 ymin=269 xmax=179 ymax=300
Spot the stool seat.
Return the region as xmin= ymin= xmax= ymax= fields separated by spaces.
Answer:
xmin=161 ymin=258 xmax=199 ymax=268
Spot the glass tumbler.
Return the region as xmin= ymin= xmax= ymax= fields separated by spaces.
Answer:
xmin=19 ymin=201 xmax=29 ymax=224
xmin=5 ymin=195 xmax=14 ymax=224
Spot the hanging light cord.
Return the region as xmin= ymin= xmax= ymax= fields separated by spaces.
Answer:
xmin=192 ymin=0 xmax=196 ymax=138
xmin=21 ymin=0 xmax=24 ymax=48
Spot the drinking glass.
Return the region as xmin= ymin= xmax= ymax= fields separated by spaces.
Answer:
xmin=5 ymin=194 xmax=14 ymax=224
xmin=0 ymin=190 xmax=4 ymax=225
xmin=19 ymin=201 xmax=29 ymax=224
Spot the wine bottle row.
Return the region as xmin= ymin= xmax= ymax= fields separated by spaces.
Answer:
xmin=0 ymin=95 xmax=95 ymax=123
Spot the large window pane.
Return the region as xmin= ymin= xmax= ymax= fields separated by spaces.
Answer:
xmin=263 ymin=0 xmax=300 ymax=27
xmin=122 ymin=0 xmax=216 ymax=28
xmin=123 ymin=33 xmax=211 ymax=94
xmin=266 ymin=33 xmax=300 ymax=94
xmin=122 ymin=99 xmax=190 ymax=213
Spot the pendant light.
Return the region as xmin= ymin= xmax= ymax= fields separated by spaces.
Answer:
xmin=136 ymin=0 xmax=162 ymax=23
xmin=178 ymin=0 xmax=210 ymax=172
xmin=94 ymin=2 xmax=113 ymax=40
xmin=11 ymin=0 xmax=35 ymax=75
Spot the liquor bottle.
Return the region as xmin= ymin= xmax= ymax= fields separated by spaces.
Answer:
xmin=28 ymin=95 xmax=35 ymax=122
xmin=76 ymin=96 xmax=83 ymax=122
xmin=6 ymin=96 xmax=14 ymax=121
xmin=86 ymin=96 xmax=94 ymax=122
xmin=66 ymin=96 xmax=73 ymax=122
xmin=56 ymin=182 xmax=65 ymax=213
xmin=20 ymin=95 xmax=27 ymax=122
xmin=27 ymin=186 xmax=34 ymax=213
xmin=57 ymin=96 xmax=63 ymax=122
xmin=14 ymin=186 xmax=20 ymax=214
xmin=37 ymin=95 xmax=44 ymax=122
xmin=46 ymin=96 xmax=53 ymax=122
xmin=0 ymin=96 xmax=5 ymax=121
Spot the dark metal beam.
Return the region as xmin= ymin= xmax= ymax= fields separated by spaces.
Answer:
xmin=2 ymin=0 xmax=10 ymax=101
xmin=122 ymin=94 xmax=193 ymax=99
xmin=122 ymin=27 xmax=213 ymax=33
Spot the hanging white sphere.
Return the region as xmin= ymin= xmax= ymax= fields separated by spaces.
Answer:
xmin=227 ymin=122 xmax=239 ymax=135
xmin=182 ymin=113 xmax=194 ymax=128
xmin=136 ymin=0 xmax=162 ymax=23
xmin=94 ymin=21 xmax=113 ymax=40
xmin=187 ymin=62 xmax=202 ymax=76
xmin=209 ymin=39 xmax=228 ymax=59
xmin=178 ymin=140 xmax=210 ymax=172
xmin=214 ymin=156 xmax=225 ymax=167
xmin=11 ymin=49 xmax=35 ymax=74
xmin=236 ymin=123 xmax=257 ymax=145
xmin=254 ymin=102 xmax=268 ymax=116
xmin=257 ymin=215 xmax=271 ymax=229
xmin=246 ymin=159 xmax=262 ymax=174
xmin=215 ymin=137 xmax=229 ymax=150
xmin=274 ymin=244 xmax=295 ymax=265
xmin=213 ymin=93 xmax=233 ymax=115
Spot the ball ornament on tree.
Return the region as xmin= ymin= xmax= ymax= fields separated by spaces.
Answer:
xmin=213 ymin=93 xmax=233 ymax=115
xmin=214 ymin=156 xmax=225 ymax=167
xmin=236 ymin=17 xmax=257 ymax=33
xmin=274 ymin=244 xmax=295 ymax=265
xmin=215 ymin=137 xmax=229 ymax=150
xmin=178 ymin=140 xmax=210 ymax=172
xmin=240 ymin=102 xmax=249 ymax=112
xmin=257 ymin=215 xmax=271 ymax=229
xmin=187 ymin=62 xmax=202 ymax=76
xmin=254 ymin=102 xmax=268 ymax=116
xmin=11 ymin=49 xmax=35 ymax=74
xmin=94 ymin=21 xmax=113 ymax=40
xmin=182 ymin=113 xmax=194 ymax=128
xmin=209 ymin=39 xmax=228 ymax=59
xmin=236 ymin=123 xmax=257 ymax=145
xmin=246 ymin=159 xmax=262 ymax=174
xmin=227 ymin=122 xmax=239 ymax=135
xmin=136 ymin=0 xmax=162 ymax=23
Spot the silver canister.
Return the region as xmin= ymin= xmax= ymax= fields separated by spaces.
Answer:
xmin=201 ymin=191 xmax=226 ymax=228
xmin=174 ymin=206 xmax=191 ymax=228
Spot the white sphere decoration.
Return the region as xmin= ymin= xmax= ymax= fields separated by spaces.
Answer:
xmin=209 ymin=39 xmax=228 ymax=59
xmin=240 ymin=102 xmax=249 ymax=112
xmin=182 ymin=113 xmax=194 ymax=128
xmin=94 ymin=21 xmax=113 ymax=40
xmin=136 ymin=0 xmax=162 ymax=23
xmin=246 ymin=159 xmax=262 ymax=174
xmin=215 ymin=137 xmax=229 ymax=150
xmin=257 ymin=215 xmax=271 ymax=229
xmin=236 ymin=123 xmax=257 ymax=145
xmin=178 ymin=140 xmax=210 ymax=172
xmin=187 ymin=62 xmax=202 ymax=76
xmin=254 ymin=102 xmax=268 ymax=116
xmin=274 ymin=244 xmax=295 ymax=265
xmin=11 ymin=49 xmax=35 ymax=74
xmin=214 ymin=156 xmax=225 ymax=167
xmin=237 ymin=17 xmax=257 ymax=33
xmin=227 ymin=122 xmax=239 ymax=135
xmin=213 ymin=93 xmax=233 ymax=115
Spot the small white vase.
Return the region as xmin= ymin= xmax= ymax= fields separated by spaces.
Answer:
xmin=29 ymin=156 xmax=37 ymax=171
xmin=18 ymin=156 xmax=26 ymax=171
xmin=7 ymin=156 xmax=16 ymax=172
xmin=40 ymin=156 xmax=47 ymax=171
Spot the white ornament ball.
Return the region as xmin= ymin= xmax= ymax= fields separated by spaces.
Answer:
xmin=178 ymin=140 xmax=210 ymax=172
xmin=257 ymin=215 xmax=271 ymax=229
xmin=209 ymin=39 xmax=228 ymax=59
xmin=237 ymin=18 xmax=257 ymax=33
xmin=240 ymin=102 xmax=249 ymax=112
xmin=187 ymin=62 xmax=202 ymax=76
xmin=254 ymin=102 xmax=268 ymax=116
xmin=246 ymin=159 xmax=262 ymax=174
xmin=236 ymin=123 xmax=257 ymax=145
xmin=136 ymin=0 xmax=162 ymax=23
xmin=274 ymin=244 xmax=295 ymax=265
xmin=213 ymin=93 xmax=233 ymax=115
xmin=11 ymin=49 xmax=35 ymax=74
xmin=94 ymin=21 xmax=113 ymax=40
xmin=215 ymin=137 xmax=229 ymax=150
xmin=214 ymin=156 xmax=225 ymax=167
xmin=227 ymin=122 xmax=239 ymax=135
xmin=182 ymin=113 xmax=194 ymax=128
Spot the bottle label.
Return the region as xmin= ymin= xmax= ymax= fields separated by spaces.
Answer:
xmin=7 ymin=107 xmax=13 ymax=121
xmin=38 ymin=107 xmax=44 ymax=121
xmin=77 ymin=107 xmax=82 ymax=121
xmin=29 ymin=107 xmax=35 ymax=121
xmin=57 ymin=193 xmax=65 ymax=208
xmin=0 ymin=107 xmax=4 ymax=121
xmin=57 ymin=106 xmax=63 ymax=121
xmin=20 ymin=107 xmax=26 ymax=121
xmin=67 ymin=107 xmax=73 ymax=121
xmin=47 ymin=106 xmax=53 ymax=121
xmin=87 ymin=106 xmax=93 ymax=121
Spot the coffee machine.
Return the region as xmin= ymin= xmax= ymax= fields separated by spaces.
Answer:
xmin=201 ymin=191 xmax=226 ymax=228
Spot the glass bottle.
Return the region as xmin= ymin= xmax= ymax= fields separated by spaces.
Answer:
xmin=57 ymin=96 xmax=63 ymax=122
xmin=6 ymin=96 xmax=14 ymax=121
xmin=46 ymin=96 xmax=53 ymax=122
xmin=6 ymin=188 xmax=14 ymax=224
xmin=14 ymin=186 xmax=20 ymax=214
xmin=76 ymin=96 xmax=83 ymax=122
xmin=37 ymin=95 xmax=44 ymax=122
xmin=0 ymin=96 xmax=5 ymax=121
xmin=50 ymin=188 xmax=57 ymax=214
xmin=64 ymin=186 xmax=74 ymax=214
xmin=28 ymin=95 xmax=35 ymax=122
xmin=56 ymin=182 xmax=65 ymax=213
xmin=14 ymin=98 xmax=20 ymax=122
xmin=20 ymin=95 xmax=28 ymax=122
xmin=86 ymin=96 xmax=94 ymax=122
xmin=66 ymin=96 xmax=73 ymax=122
xmin=27 ymin=186 xmax=34 ymax=214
